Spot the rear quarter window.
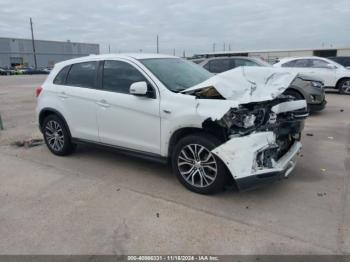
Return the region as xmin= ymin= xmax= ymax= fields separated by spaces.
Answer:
xmin=53 ymin=66 xmax=70 ymax=85
xmin=66 ymin=62 xmax=97 ymax=88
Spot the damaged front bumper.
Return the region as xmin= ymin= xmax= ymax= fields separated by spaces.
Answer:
xmin=212 ymin=131 xmax=302 ymax=191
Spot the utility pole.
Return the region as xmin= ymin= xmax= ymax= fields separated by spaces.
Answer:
xmin=228 ymin=44 xmax=231 ymax=51
xmin=30 ymin=18 xmax=37 ymax=69
xmin=223 ymin=42 xmax=226 ymax=52
xmin=213 ymin=43 xmax=216 ymax=52
xmin=173 ymin=48 xmax=175 ymax=56
xmin=156 ymin=35 xmax=159 ymax=54
xmin=0 ymin=113 xmax=3 ymax=130
xmin=108 ymin=44 xmax=111 ymax=53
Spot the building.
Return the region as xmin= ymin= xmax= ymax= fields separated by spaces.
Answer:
xmin=192 ymin=47 xmax=350 ymax=63
xmin=0 ymin=37 xmax=99 ymax=68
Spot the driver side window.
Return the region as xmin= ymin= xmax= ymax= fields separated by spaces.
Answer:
xmin=102 ymin=60 xmax=147 ymax=94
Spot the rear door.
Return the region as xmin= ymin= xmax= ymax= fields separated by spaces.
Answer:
xmin=60 ymin=61 xmax=100 ymax=141
xmin=308 ymin=59 xmax=336 ymax=86
xmin=96 ymin=60 xmax=161 ymax=154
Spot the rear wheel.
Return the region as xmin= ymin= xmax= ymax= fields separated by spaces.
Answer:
xmin=337 ymin=78 xmax=350 ymax=94
xmin=171 ymin=133 xmax=229 ymax=194
xmin=42 ymin=114 xmax=75 ymax=156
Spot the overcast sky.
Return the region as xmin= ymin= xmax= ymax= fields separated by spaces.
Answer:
xmin=0 ymin=0 xmax=349 ymax=55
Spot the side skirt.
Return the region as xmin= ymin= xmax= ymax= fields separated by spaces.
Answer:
xmin=71 ymin=138 xmax=169 ymax=164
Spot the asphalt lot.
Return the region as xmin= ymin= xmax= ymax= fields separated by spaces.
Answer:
xmin=0 ymin=75 xmax=349 ymax=255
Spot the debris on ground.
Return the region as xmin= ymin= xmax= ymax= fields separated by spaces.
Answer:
xmin=317 ymin=192 xmax=327 ymax=197
xmin=11 ymin=138 xmax=44 ymax=148
xmin=156 ymin=212 xmax=160 ymax=218
xmin=306 ymin=133 xmax=314 ymax=136
xmin=321 ymin=168 xmax=326 ymax=172
xmin=340 ymin=109 xmax=344 ymax=112
xmin=328 ymin=136 xmax=334 ymax=140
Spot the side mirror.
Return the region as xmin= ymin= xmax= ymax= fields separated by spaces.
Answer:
xmin=130 ymin=81 xmax=148 ymax=96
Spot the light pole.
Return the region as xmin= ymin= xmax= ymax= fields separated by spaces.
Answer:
xmin=30 ymin=18 xmax=37 ymax=69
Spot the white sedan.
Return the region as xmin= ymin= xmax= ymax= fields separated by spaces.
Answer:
xmin=273 ymin=56 xmax=350 ymax=94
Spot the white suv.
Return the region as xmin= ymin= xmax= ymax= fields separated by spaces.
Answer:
xmin=273 ymin=56 xmax=350 ymax=94
xmin=36 ymin=54 xmax=308 ymax=194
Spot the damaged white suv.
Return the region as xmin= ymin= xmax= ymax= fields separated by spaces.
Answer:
xmin=36 ymin=54 xmax=308 ymax=194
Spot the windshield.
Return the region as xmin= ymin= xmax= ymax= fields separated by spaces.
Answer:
xmin=140 ymin=58 xmax=213 ymax=92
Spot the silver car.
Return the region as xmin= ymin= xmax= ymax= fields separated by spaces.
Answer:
xmin=195 ymin=56 xmax=327 ymax=112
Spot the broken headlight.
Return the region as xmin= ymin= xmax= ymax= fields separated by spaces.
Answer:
xmin=220 ymin=107 xmax=266 ymax=132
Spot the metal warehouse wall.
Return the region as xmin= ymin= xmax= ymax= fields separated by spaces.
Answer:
xmin=0 ymin=37 xmax=99 ymax=68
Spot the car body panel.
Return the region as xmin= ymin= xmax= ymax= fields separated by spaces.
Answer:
xmin=183 ymin=67 xmax=297 ymax=102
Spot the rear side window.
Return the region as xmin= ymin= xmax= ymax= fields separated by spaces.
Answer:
xmin=310 ymin=59 xmax=331 ymax=68
xmin=53 ymin=66 xmax=70 ymax=85
xmin=66 ymin=62 xmax=97 ymax=88
xmin=102 ymin=60 xmax=147 ymax=94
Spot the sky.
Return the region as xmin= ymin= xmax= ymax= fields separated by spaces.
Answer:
xmin=0 ymin=0 xmax=349 ymax=56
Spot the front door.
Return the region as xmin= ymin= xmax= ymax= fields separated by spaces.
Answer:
xmin=97 ymin=60 xmax=161 ymax=155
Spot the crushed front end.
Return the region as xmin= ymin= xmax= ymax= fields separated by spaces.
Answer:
xmin=211 ymin=96 xmax=308 ymax=190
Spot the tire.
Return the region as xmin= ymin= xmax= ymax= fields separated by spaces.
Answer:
xmin=171 ymin=133 xmax=229 ymax=194
xmin=42 ymin=114 xmax=75 ymax=156
xmin=337 ymin=78 xmax=350 ymax=94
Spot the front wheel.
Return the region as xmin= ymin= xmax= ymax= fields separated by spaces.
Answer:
xmin=337 ymin=79 xmax=350 ymax=94
xmin=171 ymin=133 xmax=229 ymax=194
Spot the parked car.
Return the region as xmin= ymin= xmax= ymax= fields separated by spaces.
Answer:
xmin=0 ymin=67 xmax=16 ymax=75
xmin=328 ymin=56 xmax=350 ymax=69
xmin=36 ymin=54 xmax=308 ymax=194
xmin=273 ymin=56 xmax=350 ymax=94
xmin=25 ymin=67 xmax=50 ymax=75
xmin=0 ymin=68 xmax=9 ymax=75
xmin=197 ymin=56 xmax=326 ymax=112
xmin=42 ymin=67 xmax=53 ymax=73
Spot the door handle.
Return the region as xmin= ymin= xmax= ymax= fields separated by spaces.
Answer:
xmin=58 ymin=92 xmax=68 ymax=99
xmin=96 ymin=99 xmax=110 ymax=108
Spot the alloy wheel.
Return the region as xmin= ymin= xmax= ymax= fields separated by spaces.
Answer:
xmin=341 ymin=80 xmax=350 ymax=94
xmin=177 ymin=144 xmax=218 ymax=188
xmin=44 ymin=120 xmax=65 ymax=151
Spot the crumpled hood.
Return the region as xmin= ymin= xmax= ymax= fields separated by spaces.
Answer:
xmin=182 ymin=67 xmax=299 ymax=104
